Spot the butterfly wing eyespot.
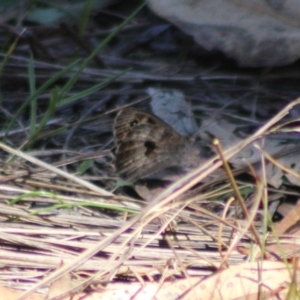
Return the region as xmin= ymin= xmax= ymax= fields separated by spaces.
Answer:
xmin=130 ymin=120 xmax=138 ymax=127
xmin=144 ymin=141 xmax=157 ymax=158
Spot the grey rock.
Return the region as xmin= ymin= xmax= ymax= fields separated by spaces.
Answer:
xmin=148 ymin=0 xmax=300 ymax=67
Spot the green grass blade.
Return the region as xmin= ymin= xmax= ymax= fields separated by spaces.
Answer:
xmin=0 ymin=29 xmax=26 ymax=77
xmin=77 ymin=159 xmax=94 ymax=175
xmin=79 ymin=0 xmax=93 ymax=36
xmin=58 ymin=1 xmax=146 ymax=98
xmin=30 ymin=87 xmax=59 ymax=141
xmin=28 ymin=53 xmax=37 ymax=138
xmin=58 ymin=68 xmax=130 ymax=107
xmin=31 ymin=201 xmax=138 ymax=215
xmin=6 ymin=2 xmax=146 ymax=141
xmin=9 ymin=190 xmax=65 ymax=205
xmin=6 ymin=59 xmax=80 ymax=137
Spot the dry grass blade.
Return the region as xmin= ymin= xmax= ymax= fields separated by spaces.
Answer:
xmin=0 ymin=141 xmax=112 ymax=196
xmin=14 ymin=98 xmax=300 ymax=299
xmin=2 ymin=1 xmax=300 ymax=297
xmin=142 ymin=97 xmax=300 ymax=215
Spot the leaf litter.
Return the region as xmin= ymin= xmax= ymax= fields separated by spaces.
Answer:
xmin=0 ymin=1 xmax=300 ymax=299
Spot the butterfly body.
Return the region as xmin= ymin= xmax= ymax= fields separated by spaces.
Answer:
xmin=114 ymin=109 xmax=199 ymax=183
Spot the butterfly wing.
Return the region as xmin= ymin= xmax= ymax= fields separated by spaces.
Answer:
xmin=114 ymin=109 xmax=170 ymax=142
xmin=114 ymin=109 xmax=192 ymax=182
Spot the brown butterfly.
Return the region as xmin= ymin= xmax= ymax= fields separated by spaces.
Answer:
xmin=113 ymin=108 xmax=200 ymax=183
